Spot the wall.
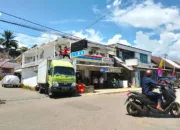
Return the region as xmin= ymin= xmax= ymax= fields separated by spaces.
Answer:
xmin=43 ymin=46 xmax=54 ymax=59
xmin=22 ymin=67 xmax=37 ymax=87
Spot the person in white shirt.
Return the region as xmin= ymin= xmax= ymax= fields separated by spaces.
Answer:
xmin=93 ymin=77 xmax=98 ymax=89
xmin=99 ymin=76 xmax=104 ymax=89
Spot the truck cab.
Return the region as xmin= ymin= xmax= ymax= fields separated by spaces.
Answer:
xmin=38 ymin=59 xmax=76 ymax=97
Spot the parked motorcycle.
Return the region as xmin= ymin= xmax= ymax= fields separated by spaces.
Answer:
xmin=125 ymin=80 xmax=180 ymax=117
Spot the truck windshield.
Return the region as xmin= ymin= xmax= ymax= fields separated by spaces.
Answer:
xmin=54 ymin=67 xmax=75 ymax=76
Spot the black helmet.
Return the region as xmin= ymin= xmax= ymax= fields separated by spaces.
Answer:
xmin=145 ymin=70 xmax=152 ymax=77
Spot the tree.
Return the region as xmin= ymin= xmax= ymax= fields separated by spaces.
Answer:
xmin=18 ymin=46 xmax=28 ymax=53
xmin=31 ymin=44 xmax=37 ymax=48
xmin=0 ymin=30 xmax=18 ymax=49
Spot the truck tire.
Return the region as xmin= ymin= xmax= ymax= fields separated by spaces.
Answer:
xmin=39 ymin=87 xmax=44 ymax=94
xmin=48 ymin=87 xmax=54 ymax=98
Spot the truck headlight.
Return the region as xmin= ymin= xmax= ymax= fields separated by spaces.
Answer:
xmin=53 ymin=82 xmax=59 ymax=87
xmin=71 ymin=82 xmax=76 ymax=87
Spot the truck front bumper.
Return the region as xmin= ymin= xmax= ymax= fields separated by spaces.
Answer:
xmin=50 ymin=86 xmax=76 ymax=93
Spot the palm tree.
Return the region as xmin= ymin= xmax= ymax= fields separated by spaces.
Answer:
xmin=0 ymin=30 xmax=18 ymax=50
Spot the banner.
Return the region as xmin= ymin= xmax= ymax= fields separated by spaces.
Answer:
xmin=157 ymin=59 xmax=164 ymax=77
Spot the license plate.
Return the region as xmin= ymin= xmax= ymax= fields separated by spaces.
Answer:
xmin=62 ymin=87 xmax=69 ymax=90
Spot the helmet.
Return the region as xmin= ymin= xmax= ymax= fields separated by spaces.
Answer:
xmin=145 ymin=70 xmax=152 ymax=77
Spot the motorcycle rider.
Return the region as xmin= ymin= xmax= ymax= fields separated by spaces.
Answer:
xmin=142 ymin=70 xmax=164 ymax=111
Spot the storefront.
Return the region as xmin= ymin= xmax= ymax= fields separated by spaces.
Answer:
xmin=71 ymin=54 xmax=122 ymax=89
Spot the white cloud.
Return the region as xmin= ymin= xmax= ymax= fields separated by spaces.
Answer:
xmin=106 ymin=5 xmax=111 ymax=9
xmin=92 ymin=5 xmax=101 ymax=14
xmin=134 ymin=31 xmax=180 ymax=60
xmin=49 ymin=19 xmax=87 ymax=24
xmin=14 ymin=33 xmax=58 ymax=48
xmin=0 ymin=12 xmax=2 ymax=16
xmin=107 ymin=34 xmax=130 ymax=45
xmin=71 ymin=29 xmax=130 ymax=46
xmin=72 ymin=29 xmax=103 ymax=43
xmin=113 ymin=0 xmax=122 ymax=8
xmin=106 ymin=0 xmax=180 ymax=30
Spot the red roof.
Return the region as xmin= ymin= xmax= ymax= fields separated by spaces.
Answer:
xmin=0 ymin=60 xmax=19 ymax=69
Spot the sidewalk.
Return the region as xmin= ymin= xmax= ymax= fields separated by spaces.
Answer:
xmin=81 ymin=87 xmax=141 ymax=96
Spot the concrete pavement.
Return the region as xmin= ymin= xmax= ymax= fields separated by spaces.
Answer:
xmin=0 ymin=85 xmax=180 ymax=130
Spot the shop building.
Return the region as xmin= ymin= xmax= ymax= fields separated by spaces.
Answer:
xmin=70 ymin=40 xmax=123 ymax=89
xmin=108 ymin=43 xmax=152 ymax=88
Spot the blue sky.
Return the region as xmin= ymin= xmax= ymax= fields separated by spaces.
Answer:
xmin=1 ymin=0 xmax=180 ymax=60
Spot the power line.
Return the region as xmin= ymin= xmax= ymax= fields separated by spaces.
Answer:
xmin=0 ymin=11 xmax=79 ymax=39
xmin=0 ymin=26 xmax=57 ymax=40
xmin=83 ymin=11 xmax=112 ymax=30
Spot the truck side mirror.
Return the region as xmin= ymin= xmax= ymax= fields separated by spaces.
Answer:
xmin=48 ymin=70 xmax=50 ymax=75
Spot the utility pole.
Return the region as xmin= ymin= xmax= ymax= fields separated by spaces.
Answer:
xmin=164 ymin=53 xmax=168 ymax=70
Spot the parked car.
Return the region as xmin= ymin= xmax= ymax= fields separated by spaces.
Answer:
xmin=157 ymin=76 xmax=180 ymax=89
xmin=1 ymin=75 xmax=20 ymax=88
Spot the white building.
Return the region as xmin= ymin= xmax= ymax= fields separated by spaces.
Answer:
xmin=21 ymin=38 xmax=121 ymax=88
xmin=108 ymin=43 xmax=152 ymax=87
xmin=21 ymin=38 xmax=72 ymax=87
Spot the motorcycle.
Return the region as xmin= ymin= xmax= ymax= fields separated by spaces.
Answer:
xmin=125 ymin=80 xmax=180 ymax=117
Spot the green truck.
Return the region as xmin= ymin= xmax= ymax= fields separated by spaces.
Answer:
xmin=37 ymin=59 xmax=76 ymax=98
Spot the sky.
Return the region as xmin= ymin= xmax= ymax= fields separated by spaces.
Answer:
xmin=0 ymin=0 xmax=180 ymax=60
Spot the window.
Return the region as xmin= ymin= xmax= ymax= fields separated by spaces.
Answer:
xmin=140 ymin=54 xmax=148 ymax=63
xmin=54 ymin=67 xmax=75 ymax=76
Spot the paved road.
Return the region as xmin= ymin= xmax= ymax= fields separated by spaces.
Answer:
xmin=0 ymin=85 xmax=180 ymax=130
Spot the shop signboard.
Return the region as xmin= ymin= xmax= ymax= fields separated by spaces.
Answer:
xmin=70 ymin=50 xmax=87 ymax=58
xmin=102 ymin=57 xmax=114 ymax=63
xmin=71 ymin=39 xmax=88 ymax=52
xmin=108 ymin=68 xmax=121 ymax=73
xmin=100 ymin=68 xmax=109 ymax=72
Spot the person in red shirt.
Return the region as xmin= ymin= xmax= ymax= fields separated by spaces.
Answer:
xmin=63 ymin=46 xmax=70 ymax=59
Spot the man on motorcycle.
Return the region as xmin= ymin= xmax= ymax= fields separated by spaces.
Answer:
xmin=142 ymin=70 xmax=164 ymax=111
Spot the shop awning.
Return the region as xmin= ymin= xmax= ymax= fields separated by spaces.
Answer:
xmin=114 ymin=57 xmax=134 ymax=71
xmin=76 ymin=64 xmax=122 ymax=73
xmin=14 ymin=69 xmax=22 ymax=73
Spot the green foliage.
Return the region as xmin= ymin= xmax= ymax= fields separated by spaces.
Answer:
xmin=0 ymin=30 xmax=18 ymax=49
xmin=18 ymin=83 xmax=35 ymax=91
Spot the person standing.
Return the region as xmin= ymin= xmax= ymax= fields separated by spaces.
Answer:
xmin=99 ymin=76 xmax=104 ymax=89
xmin=59 ymin=46 xmax=63 ymax=58
xmin=63 ymin=46 xmax=70 ymax=59
xmin=93 ymin=77 xmax=98 ymax=89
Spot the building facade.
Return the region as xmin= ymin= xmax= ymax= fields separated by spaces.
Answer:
xmin=108 ymin=43 xmax=152 ymax=87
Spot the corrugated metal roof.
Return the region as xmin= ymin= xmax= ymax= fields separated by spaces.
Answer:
xmin=151 ymin=56 xmax=174 ymax=69
xmin=0 ymin=59 xmax=20 ymax=68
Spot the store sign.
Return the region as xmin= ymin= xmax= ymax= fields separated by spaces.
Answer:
xmin=108 ymin=68 xmax=121 ymax=73
xmin=70 ymin=50 xmax=87 ymax=58
xmin=100 ymin=68 xmax=109 ymax=72
xmin=71 ymin=39 xmax=88 ymax=52
xmin=102 ymin=57 xmax=114 ymax=63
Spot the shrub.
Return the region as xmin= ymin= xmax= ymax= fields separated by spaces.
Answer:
xmin=18 ymin=83 xmax=24 ymax=88
xmin=18 ymin=83 xmax=35 ymax=91
xmin=0 ymin=75 xmax=4 ymax=80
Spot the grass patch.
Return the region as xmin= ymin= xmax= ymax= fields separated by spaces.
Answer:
xmin=19 ymin=83 xmax=35 ymax=91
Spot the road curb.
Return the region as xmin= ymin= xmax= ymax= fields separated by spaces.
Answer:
xmin=81 ymin=88 xmax=141 ymax=96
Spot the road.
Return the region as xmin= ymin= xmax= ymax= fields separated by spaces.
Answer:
xmin=0 ymin=85 xmax=180 ymax=130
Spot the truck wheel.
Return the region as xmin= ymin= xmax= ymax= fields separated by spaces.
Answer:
xmin=39 ymin=87 xmax=44 ymax=94
xmin=48 ymin=88 xmax=54 ymax=98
